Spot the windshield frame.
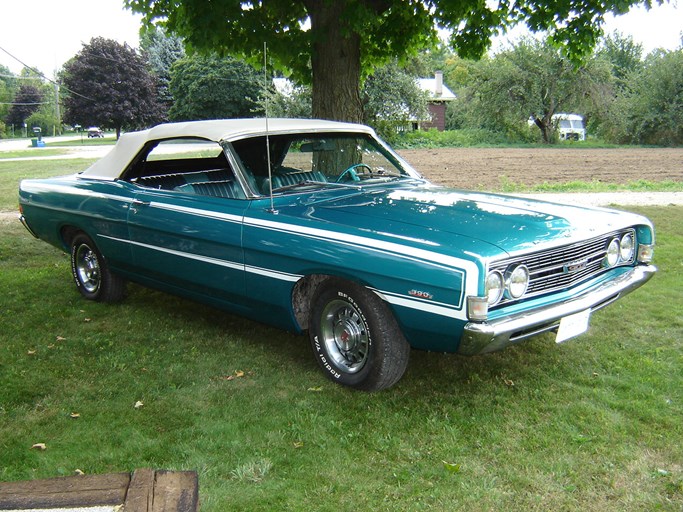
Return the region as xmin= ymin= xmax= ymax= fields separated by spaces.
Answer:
xmin=227 ymin=131 xmax=423 ymax=197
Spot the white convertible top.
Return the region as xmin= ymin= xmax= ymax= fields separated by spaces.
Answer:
xmin=81 ymin=118 xmax=375 ymax=180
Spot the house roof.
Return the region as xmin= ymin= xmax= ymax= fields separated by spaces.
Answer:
xmin=417 ymin=78 xmax=456 ymax=101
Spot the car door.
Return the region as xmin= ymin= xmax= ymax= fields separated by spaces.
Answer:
xmin=124 ymin=139 xmax=249 ymax=310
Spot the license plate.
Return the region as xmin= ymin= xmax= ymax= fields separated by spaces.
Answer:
xmin=556 ymin=309 xmax=591 ymax=343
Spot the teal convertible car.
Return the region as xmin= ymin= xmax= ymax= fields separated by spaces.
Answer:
xmin=18 ymin=119 xmax=656 ymax=390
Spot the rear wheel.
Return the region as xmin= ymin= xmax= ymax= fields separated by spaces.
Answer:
xmin=309 ymin=279 xmax=410 ymax=391
xmin=70 ymin=233 xmax=126 ymax=302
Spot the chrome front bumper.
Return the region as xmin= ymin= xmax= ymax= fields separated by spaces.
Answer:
xmin=458 ymin=264 xmax=657 ymax=355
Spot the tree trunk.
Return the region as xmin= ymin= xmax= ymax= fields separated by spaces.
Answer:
xmin=533 ymin=116 xmax=552 ymax=144
xmin=307 ymin=1 xmax=364 ymax=123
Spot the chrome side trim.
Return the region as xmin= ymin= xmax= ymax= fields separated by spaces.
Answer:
xmin=458 ymin=264 xmax=656 ymax=355
xmin=19 ymin=215 xmax=38 ymax=238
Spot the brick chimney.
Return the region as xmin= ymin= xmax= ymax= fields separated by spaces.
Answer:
xmin=435 ymin=70 xmax=443 ymax=97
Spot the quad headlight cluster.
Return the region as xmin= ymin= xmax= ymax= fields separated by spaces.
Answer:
xmin=604 ymin=233 xmax=635 ymax=268
xmin=485 ymin=264 xmax=530 ymax=307
xmin=467 ymin=229 xmax=649 ymax=323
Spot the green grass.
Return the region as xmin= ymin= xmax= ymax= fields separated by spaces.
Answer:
xmin=0 ymin=149 xmax=74 ymax=158
xmin=47 ymin=136 xmax=117 ymax=147
xmin=0 ymin=160 xmax=97 ymax=211
xmin=499 ymin=177 xmax=683 ymax=193
xmin=1 ymin=159 xmax=681 ymax=510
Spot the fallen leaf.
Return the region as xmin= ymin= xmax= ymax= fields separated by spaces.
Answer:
xmin=70 ymin=412 xmax=80 ymax=419
xmin=84 ymin=318 xmax=91 ymax=323
xmin=27 ymin=350 xmax=37 ymax=356
xmin=74 ymin=469 xmax=85 ymax=476
xmin=503 ymin=379 xmax=515 ymax=387
xmin=442 ymin=461 xmax=461 ymax=473
xmin=221 ymin=370 xmax=247 ymax=381
xmin=134 ymin=401 xmax=144 ymax=409
xmin=293 ymin=441 xmax=304 ymax=449
xmin=31 ymin=443 xmax=47 ymax=451
xmin=56 ymin=336 xmax=66 ymax=342
xmin=307 ymin=386 xmax=323 ymax=392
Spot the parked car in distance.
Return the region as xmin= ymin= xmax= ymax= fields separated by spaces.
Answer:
xmin=553 ymin=113 xmax=586 ymax=141
xmin=18 ymin=119 xmax=656 ymax=390
xmin=528 ymin=113 xmax=586 ymax=141
xmin=87 ymin=127 xmax=104 ymax=138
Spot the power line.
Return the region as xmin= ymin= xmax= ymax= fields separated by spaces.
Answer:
xmin=0 ymin=44 xmax=94 ymax=101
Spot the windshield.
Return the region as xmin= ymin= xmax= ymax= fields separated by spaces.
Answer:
xmin=230 ymin=133 xmax=415 ymax=195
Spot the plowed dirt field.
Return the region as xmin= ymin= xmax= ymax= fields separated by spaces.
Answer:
xmin=397 ymin=147 xmax=683 ymax=190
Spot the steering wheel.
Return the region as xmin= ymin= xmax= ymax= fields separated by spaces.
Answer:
xmin=336 ymin=163 xmax=371 ymax=183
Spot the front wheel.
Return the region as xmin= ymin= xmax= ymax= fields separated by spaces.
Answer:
xmin=309 ymin=279 xmax=410 ymax=391
xmin=70 ymin=233 xmax=126 ymax=302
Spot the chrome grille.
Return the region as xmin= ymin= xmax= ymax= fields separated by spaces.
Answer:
xmin=490 ymin=229 xmax=636 ymax=306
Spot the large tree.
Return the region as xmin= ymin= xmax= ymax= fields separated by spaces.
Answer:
xmin=5 ymin=84 xmax=44 ymax=128
xmin=615 ymin=49 xmax=683 ymax=146
xmin=140 ymin=26 xmax=185 ymax=111
xmin=454 ymin=39 xmax=612 ymax=143
xmin=126 ymin=0 xmax=658 ymax=123
xmin=60 ymin=37 xmax=164 ymax=138
xmin=168 ymin=54 xmax=263 ymax=121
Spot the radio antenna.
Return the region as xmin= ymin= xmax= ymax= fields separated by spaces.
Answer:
xmin=264 ymin=42 xmax=276 ymax=214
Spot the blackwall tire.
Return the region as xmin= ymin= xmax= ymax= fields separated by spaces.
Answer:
xmin=309 ymin=279 xmax=410 ymax=391
xmin=70 ymin=233 xmax=126 ymax=303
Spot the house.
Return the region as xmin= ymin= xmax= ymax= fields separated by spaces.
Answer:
xmin=272 ymin=72 xmax=456 ymax=132
xmin=416 ymin=71 xmax=456 ymax=131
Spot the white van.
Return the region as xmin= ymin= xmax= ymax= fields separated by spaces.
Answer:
xmin=553 ymin=113 xmax=585 ymax=141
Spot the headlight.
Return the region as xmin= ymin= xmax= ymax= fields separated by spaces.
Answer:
xmin=505 ymin=264 xmax=529 ymax=299
xmin=605 ymin=238 xmax=620 ymax=267
xmin=620 ymin=233 xmax=634 ymax=262
xmin=485 ymin=270 xmax=504 ymax=305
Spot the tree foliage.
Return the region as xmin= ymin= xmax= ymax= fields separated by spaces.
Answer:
xmin=0 ymin=65 xmax=14 ymax=136
xmin=265 ymin=81 xmax=312 ymax=119
xmin=125 ymin=0 xmax=656 ymax=123
xmin=453 ymin=39 xmax=612 ymax=143
xmin=5 ymin=84 xmax=44 ymax=128
xmin=140 ymin=26 xmax=185 ymax=109
xmin=168 ymin=54 xmax=263 ymax=121
xmin=363 ymin=63 xmax=430 ymax=138
xmin=613 ymin=49 xmax=683 ymax=145
xmin=60 ymin=37 xmax=164 ymax=138
xmin=598 ymin=32 xmax=644 ymax=90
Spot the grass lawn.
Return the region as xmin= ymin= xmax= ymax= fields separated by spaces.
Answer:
xmin=46 ymin=136 xmax=117 ymax=147
xmin=0 ymin=160 xmax=681 ymax=510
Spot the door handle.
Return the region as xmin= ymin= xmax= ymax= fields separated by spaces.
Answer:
xmin=130 ymin=199 xmax=150 ymax=213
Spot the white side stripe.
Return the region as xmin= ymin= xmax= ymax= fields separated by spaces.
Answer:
xmin=100 ymin=234 xmax=460 ymax=318
xmin=149 ymin=201 xmax=243 ymax=223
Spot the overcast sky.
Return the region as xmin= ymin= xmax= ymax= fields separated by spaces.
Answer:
xmin=1 ymin=0 xmax=681 ymax=79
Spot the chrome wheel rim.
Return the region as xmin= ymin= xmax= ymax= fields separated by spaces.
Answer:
xmin=320 ymin=299 xmax=369 ymax=374
xmin=75 ymin=244 xmax=100 ymax=293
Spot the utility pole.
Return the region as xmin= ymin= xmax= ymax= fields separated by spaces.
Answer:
xmin=54 ymin=80 xmax=61 ymax=136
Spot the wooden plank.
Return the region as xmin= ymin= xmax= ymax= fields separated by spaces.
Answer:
xmin=122 ymin=468 xmax=155 ymax=512
xmin=151 ymin=471 xmax=199 ymax=512
xmin=0 ymin=470 xmax=198 ymax=511
xmin=0 ymin=472 xmax=130 ymax=510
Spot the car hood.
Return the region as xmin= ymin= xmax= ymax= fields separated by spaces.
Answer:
xmin=301 ymin=183 xmax=640 ymax=258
